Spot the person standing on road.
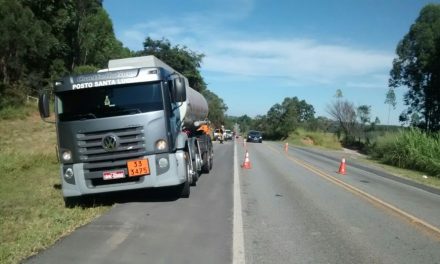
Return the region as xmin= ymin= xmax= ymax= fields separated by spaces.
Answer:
xmin=219 ymin=125 xmax=225 ymax=143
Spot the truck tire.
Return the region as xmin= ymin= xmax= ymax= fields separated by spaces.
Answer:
xmin=201 ymin=152 xmax=210 ymax=173
xmin=180 ymin=179 xmax=190 ymax=198
xmin=191 ymin=154 xmax=199 ymax=186
xmin=191 ymin=172 xmax=198 ymax=186
xmin=180 ymin=156 xmax=191 ymax=198
xmin=207 ymin=142 xmax=213 ymax=170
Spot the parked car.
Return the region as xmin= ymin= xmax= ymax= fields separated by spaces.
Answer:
xmin=213 ymin=129 xmax=222 ymax=141
xmin=225 ymin=129 xmax=233 ymax=140
xmin=247 ymin=130 xmax=263 ymax=143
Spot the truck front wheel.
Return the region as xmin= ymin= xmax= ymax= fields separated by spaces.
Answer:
xmin=201 ymin=152 xmax=211 ymax=173
xmin=209 ymin=148 xmax=213 ymax=170
xmin=180 ymin=155 xmax=191 ymax=198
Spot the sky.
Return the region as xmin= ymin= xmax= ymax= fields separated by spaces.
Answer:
xmin=103 ymin=0 xmax=440 ymax=125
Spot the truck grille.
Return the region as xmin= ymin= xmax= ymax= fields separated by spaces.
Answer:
xmin=77 ymin=126 xmax=146 ymax=162
xmin=77 ymin=126 xmax=147 ymax=186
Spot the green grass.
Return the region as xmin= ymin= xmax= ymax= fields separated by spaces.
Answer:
xmin=359 ymin=157 xmax=440 ymax=189
xmin=368 ymin=129 xmax=440 ymax=178
xmin=0 ymin=103 xmax=34 ymax=120
xmin=286 ymin=128 xmax=342 ymax=150
xmin=0 ymin=108 xmax=110 ymax=264
xmin=284 ymin=127 xmax=440 ymax=190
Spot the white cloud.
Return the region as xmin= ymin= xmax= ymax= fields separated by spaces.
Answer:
xmin=118 ymin=0 xmax=254 ymax=50
xmin=202 ymin=39 xmax=393 ymax=84
xmin=117 ymin=4 xmax=393 ymax=88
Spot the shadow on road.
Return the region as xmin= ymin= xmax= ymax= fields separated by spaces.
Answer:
xmin=63 ymin=187 xmax=181 ymax=208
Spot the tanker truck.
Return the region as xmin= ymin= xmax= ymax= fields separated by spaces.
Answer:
xmin=38 ymin=55 xmax=213 ymax=206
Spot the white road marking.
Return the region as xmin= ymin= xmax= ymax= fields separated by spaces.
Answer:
xmin=233 ymin=140 xmax=245 ymax=264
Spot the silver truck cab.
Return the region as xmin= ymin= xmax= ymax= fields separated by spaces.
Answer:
xmin=39 ymin=56 xmax=207 ymax=205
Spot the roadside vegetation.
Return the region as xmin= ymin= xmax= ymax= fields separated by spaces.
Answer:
xmin=368 ymin=129 xmax=440 ymax=177
xmin=0 ymin=103 xmax=35 ymax=120
xmin=285 ymin=128 xmax=342 ymax=150
xmin=0 ymin=105 xmax=110 ymax=264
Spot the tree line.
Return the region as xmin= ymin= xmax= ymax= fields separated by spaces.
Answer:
xmin=0 ymin=0 xmax=128 ymax=106
xmin=228 ymin=91 xmax=379 ymax=145
xmin=0 ymin=0 xmax=227 ymax=125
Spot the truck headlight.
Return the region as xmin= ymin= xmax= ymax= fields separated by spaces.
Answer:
xmin=155 ymin=139 xmax=167 ymax=150
xmin=62 ymin=149 xmax=72 ymax=162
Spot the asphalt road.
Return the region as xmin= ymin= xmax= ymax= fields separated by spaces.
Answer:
xmin=240 ymin=140 xmax=440 ymax=264
xmin=27 ymin=139 xmax=440 ymax=264
xmin=27 ymin=141 xmax=234 ymax=264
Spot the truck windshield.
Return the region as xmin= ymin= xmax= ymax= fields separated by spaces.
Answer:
xmin=57 ymin=82 xmax=163 ymax=121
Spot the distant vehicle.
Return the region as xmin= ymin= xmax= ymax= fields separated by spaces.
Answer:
xmin=224 ymin=129 xmax=233 ymax=140
xmin=247 ymin=130 xmax=263 ymax=143
xmin=213 ymin=129 xmax=222 ymax=141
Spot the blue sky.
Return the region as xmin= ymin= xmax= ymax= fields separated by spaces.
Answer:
xmin=103 ymin=0 xmax=439 ymax=125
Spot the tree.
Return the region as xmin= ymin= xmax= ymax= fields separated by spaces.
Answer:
xmin=327 ymin=99 xmax=357 ymax=142
xmin=202 ymin=89 xmax=227 ymax=127
xmin=235 ymin=114 xmax=254 ymax=133
xmin=78 ymin=8 xmax=130 ymax=67
xmin=357 ymin=105 xmax=371 ymax=142
xmin=385 ymin=88 xmax=397 ymax=126
xmin=136 ymin=37 xmax=206 ymax=92
xmin=21 ymin=0 xmax=128 ymax=80
xmin=370 ymin=116 xmax=381 ymax=131
xmin=389 ymin=4 xmax=440 ymax=132
xmin=0 ymin=0 xmax=54 ymax=107
xmin=264 ymin=97 xmax=315 ymax=139
xmin=252 ymin=115 xmax=267 ymax=132
xmin=410 ymin=113 xmax=421 ymax=127
xmin=0 ymin=0 xmax=129 ymax=109
xmin=357 ymin=105 xmax=371 ymax=125
xmin=266 ymin=103 xmax=285 ymax=139
xmin=305 ymin=116 xmax=333 ymax=132
xmin=334 ymin=89 xmax=343 ymax=99
xmin=137 ymin=37 xmax=228 ymax=125
xmin=374 ymin=117 xmax=381 ymax=125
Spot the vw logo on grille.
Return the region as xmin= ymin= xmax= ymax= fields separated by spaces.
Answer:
xmin=102 ymin=134 xmax=119 ymax=151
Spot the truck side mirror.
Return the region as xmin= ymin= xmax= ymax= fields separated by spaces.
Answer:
xmin=172 ymin=77 xmax=187 ymax=102
xmin=38 ymin=92 xmax=50 ymax=118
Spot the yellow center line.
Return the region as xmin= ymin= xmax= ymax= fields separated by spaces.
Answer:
xmin=265 ymin=142 xmax=440 ymax=240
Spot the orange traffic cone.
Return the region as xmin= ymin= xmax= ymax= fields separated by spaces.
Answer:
xmin=338 ymin=158 xmax=346 ymax=175
xmin=241 ymin=150 xmax=251 ymax=169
